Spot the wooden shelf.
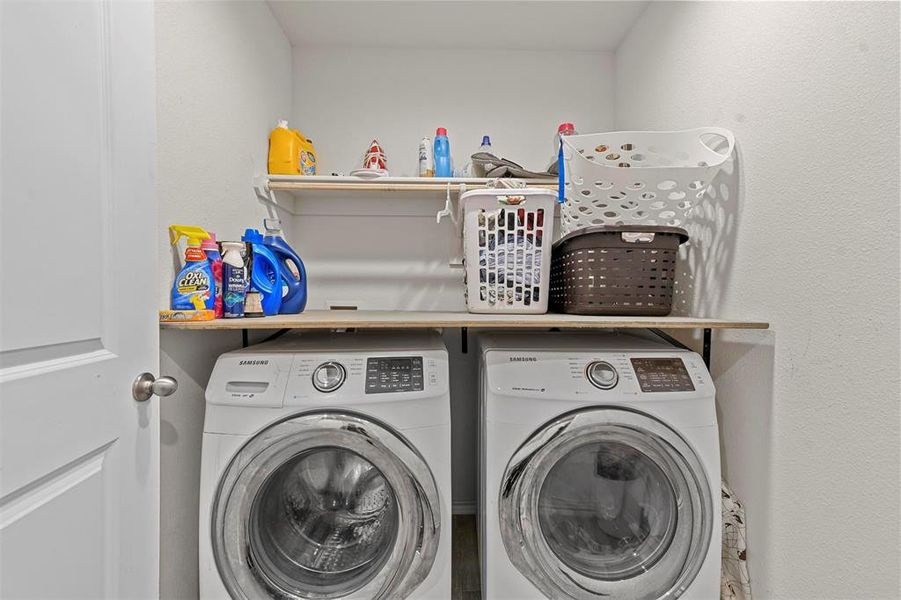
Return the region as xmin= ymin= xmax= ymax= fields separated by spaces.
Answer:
xmin=266 ymin=175 xmax=558 ymax=196
xmin=159 ymin=310 xmax=768 ymax=331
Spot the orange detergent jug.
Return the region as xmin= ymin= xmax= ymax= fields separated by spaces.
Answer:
xmin=268 ymin=120 xmax=317 ymax=175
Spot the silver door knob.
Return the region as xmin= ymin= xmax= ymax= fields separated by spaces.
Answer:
xmin=132 ymin=372 xmax=178 ymax=402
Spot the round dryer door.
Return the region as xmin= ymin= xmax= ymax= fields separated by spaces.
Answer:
xmin=499 ymin=407 xmax=713 ymax=600
xmin=211 ymin=411 xmax=441 ymax=600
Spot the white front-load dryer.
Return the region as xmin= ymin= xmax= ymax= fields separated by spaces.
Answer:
xmin=479 ymin=332 xmax=721 ymax=600
xmin=199 ymin=331 xmax=451 ymax=600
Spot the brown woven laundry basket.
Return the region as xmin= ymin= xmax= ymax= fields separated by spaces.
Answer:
xmin=550 ymin=225 xmax=689 ymax=316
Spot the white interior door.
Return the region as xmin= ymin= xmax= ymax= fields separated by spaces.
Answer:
xmin=0 ymin=1 xmax=159 ymax=598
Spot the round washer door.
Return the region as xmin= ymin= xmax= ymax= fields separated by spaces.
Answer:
xmin=499 ymin=407 xmax=713 ymax=600
xmin=212 ymin=411 xmax=441 ymax=600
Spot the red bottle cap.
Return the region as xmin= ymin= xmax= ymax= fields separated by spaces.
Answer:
xmin=558 ymin=122 xmax=575 ymax=134
xmin=436 ymin=127 xmax=447 ymax=136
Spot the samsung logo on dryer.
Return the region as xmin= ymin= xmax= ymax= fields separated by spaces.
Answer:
xmin=239 ymin=359 xmax=269 ymax=366
xmin=509 ymin=357 xmax=537 ymax=362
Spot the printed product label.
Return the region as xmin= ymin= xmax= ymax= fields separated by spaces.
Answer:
xmin=176 ymin=270 xmax=210 ymax=294
xmin=223 ymin=262 xmax=246 ymax=317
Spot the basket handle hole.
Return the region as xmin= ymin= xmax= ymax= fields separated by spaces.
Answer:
xmin=700 ymin=132 xmax=730 ymax=155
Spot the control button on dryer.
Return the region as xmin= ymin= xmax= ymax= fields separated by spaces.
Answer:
xmin=587 ymin=361 xmax=619 ymax=390
xmin=312 ymin=362 xmax=346 ymax=393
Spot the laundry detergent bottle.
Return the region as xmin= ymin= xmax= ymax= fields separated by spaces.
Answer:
xmin=201 ymin=233 xmax=223 ymax=317
xmin=263 ymin=222 xmax=308 ymax=314
xmin=169 ymin=225 xmax=215 ymax=311
xmin=242 ymin=228 xmax=282 ymax=316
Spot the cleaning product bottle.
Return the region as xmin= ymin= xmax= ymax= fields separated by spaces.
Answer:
xmin=169 ymin=225 xmax=215 ymax=311
xmin=434 ymin=127 xmax=451 ymax=177
xmin=296 ymin=131 xmax=318 ymax=176
xmin=462 ymin=135 xmax=492 ymax=177
xmin=201 ymin=234 xmax=223 ymax=318
xmin=242 ymin=228 xmax=282 ymax=316
xmin=550 ymin=122 xmax=577 ymax=170
xmin=220 ymin=241 xmax=247 ymax=318
xmin=263 ymin=222 xmax=308 ymax=314
xmin=418 ymin=137 xmax=434 ymax=177
xmin=268 ymin=120 xmax=301 ymax=175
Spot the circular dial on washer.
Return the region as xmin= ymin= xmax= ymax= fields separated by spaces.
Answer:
xmin=587 ymin=361 xmax=619 ymax=390
xmin=312 ymin=362 xmax=346 ymax=393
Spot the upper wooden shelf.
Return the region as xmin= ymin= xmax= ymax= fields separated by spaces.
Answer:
xmin=266 ymin=175 xmax=559 ymax=196
xmin=159 ymin=310 xmax=768 ymax=331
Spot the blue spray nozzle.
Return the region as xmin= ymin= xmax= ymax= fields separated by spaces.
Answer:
xmin=481 ymin=135 xmax=491 ymax=146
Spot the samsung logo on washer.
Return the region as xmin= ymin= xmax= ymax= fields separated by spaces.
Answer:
xmin=509 ymin=357 xmax=537 ymax=362
xmin=238 ymin=360 xmax=269 ymax=366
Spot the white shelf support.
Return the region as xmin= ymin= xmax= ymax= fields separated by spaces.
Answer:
xmin=253 ymin=175 xmax=298 ymax=233
xmin=436 ymin=182 xmax=467 ymax=267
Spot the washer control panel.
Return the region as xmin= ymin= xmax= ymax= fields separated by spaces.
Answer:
xmin=312 ymin=361 xmax=346 ymax=393
xmin=586 ymin=361 xmax=619 ymax=390
xmin=365 ymin=357 xmax=424 ymax=394
xmin=630 ymin=357 xmax=695 ymax=392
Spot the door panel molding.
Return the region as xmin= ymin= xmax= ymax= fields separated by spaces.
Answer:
xmin=0 ymin=442 xmax=113 ymax=529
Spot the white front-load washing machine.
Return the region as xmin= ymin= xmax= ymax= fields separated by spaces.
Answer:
xmin=479 ymin=332 xmax=721 ymax=600
xmin=200 ymin=331 xmax=451 ymax=600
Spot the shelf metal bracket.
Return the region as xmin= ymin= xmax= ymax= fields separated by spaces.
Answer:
xmin=648 ymin=327 xmax=713 ymax=369
xmin=702 ymin=328 xmax=712 ymax=369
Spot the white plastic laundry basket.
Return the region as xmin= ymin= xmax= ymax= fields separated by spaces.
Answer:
xmin=462 ymin=188 xmax=556 ymax=313
xmin=560 ymin=127 xmax=735 ymax=234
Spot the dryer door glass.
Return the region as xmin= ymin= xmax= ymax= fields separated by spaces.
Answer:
xmin=212 ymin=412 xmax=441 ymax=600
xmin=499 ymin=407 xmax=713 ymax=600
xmin=248 ymin=447 xmax=399 ymax=596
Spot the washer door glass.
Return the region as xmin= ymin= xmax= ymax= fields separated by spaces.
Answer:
xmin=249 ymin=447 xmax=399 ymax=596
xmin=538 ymin=441 xmax=677 ymax=580
xmin=212 ymin=412 xmax=441 ymax=600
xmin=499 ymin=407 xmax=713 ymax=600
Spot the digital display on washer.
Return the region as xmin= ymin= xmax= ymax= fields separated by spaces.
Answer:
xmin=365 ymin=357 xmax=424 ymax=394
xmin=630 ymin=358 xmax=695 ymax=392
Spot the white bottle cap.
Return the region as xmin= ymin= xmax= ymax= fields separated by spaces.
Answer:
xmin=277 ymin=119 xmax=288 ymax=128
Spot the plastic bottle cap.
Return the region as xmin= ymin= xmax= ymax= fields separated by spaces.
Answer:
xmin=436 ymin=127 xmax=447 ymax=136
xmin=558 ymin=122 xmax=575 ymax=134
xmin=242 ymin=228 xmax=263 ymax=243
xmin=277 ymin=120 xmax=288 ymax=128
xmin=481 ymin=135 xmax=491 ymax=146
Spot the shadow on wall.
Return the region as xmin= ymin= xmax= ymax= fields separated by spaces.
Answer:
xmin=668 ymin=139 xmax=778 ymax=590
xmin=159 ymin=329 xmax=246 ymax=600
xmin=673 ymin=140 xmax=741 ymax=317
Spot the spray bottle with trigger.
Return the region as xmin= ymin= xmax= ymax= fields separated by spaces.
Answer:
xmin=262 ymin=217 xmax=308 ymax=314
xmin=169 ymin=225 xmax=215 ymax=311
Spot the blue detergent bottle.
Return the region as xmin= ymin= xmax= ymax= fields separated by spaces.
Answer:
xmin=434 ymin=127 xmax=451 ymax=177
xmin=242 ymin=228 xmax=282 ymax=316
xmin=263 ymin=222 xmax=308 ymax=314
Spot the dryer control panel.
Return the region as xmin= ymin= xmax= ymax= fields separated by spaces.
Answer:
xmin=630 ymin=357 xmax=695 ymax=392
xmin=365 ymin=357 xmax=424 ymax=394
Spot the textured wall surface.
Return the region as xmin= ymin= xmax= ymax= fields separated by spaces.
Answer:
xmin=155 ymin=2 xmax=291 ymax=598
xmin=615 ymin=3 xmax=900 ymax=597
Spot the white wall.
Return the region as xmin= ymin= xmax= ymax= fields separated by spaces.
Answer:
xmin=293 ymin=46 xmax=615 ymax=177
xmin=615 ymin=3 xmax=900 ymax=598
xmin=155 ymin=2 xmax=292 ymax=598
xmin=289 ymin=45 xmax=616 ymax=509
